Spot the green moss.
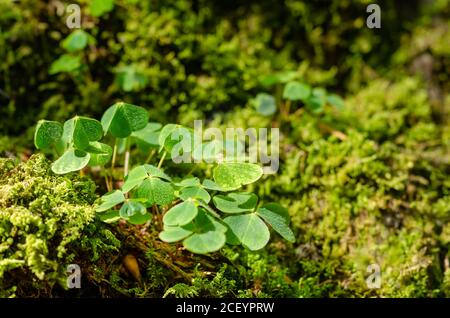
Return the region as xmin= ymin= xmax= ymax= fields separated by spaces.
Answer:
xmin=0 ymin=154 xmax=119 ymax=297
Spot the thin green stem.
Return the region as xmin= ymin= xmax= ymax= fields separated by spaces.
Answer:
xmin=109 ymin=139 xmax=118 ymax=190
xmin=124 ymin=137 xmax=131 ymax=178
xmin=186 ymin=165 xmax=198 ymax=176
xmin=157 ymin=151 xmax=167 ymax=169
xmin=145 ymin=149 xmax=157 ymax=164
xmin=111 ymin=139 xmax=118 ymax=171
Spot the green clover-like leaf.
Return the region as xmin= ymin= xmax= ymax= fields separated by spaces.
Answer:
xmin=163 ymin=200 xmax=198 ymax=227
xmin=49 ymin=54 xmax=81 ymax=74
xmin=283 ymin=81 xmax=311 ymax=101
xmin=158 ymin=124 xmax=194 ymax=154
xmin=305 ymin=88 xmax=327 ymax=113
xmin=87 ymin=141 xmax=112 ymax=166
xmin=131 ymin=122 xmax=162 ymax=149
xmin=253 ymin=93 xmax=277 ymax=116
xmin=327 ymin=94 xmax=345 ymax=110
xmin=101 ymin=102 xmax=149 ymax=138
xmin=224 ymin=213 xmax=270 ymax=251
xmin=122 ymin=164 xmax=171 ymax=193
xmin=127 ymin=210 xmax=152 ymax=225
xmin=260 ymin=71 xmax=297 ymax=87
xmin=51 ymin=148 xmax=90 ymax=174
xmin=178 ymin=186 xmax=211 ymax=204
xmin=213 ymin=192 xmax=258 ymax=213
xmin=122 ymin=165 xmax=148 ymax=192
xmin=62 ymin=116 xmax=103 ymax=151
xmin=160 ymin=209 xmax=227 ymax=254
xmin=182 ymin=209 xmax=227 ymax=254
xmin=143 ymin=164 xmax=171 ymax=181
xmin=34 ymin=120 xmax=63 ymax=150
xmin=119 ymin=201 xmax=151 ymax=224
xmin=257 ymin=203 xmax=295 ymax=242
xmin=115 ymin=65 xmax=148 ymax=92
xmin=89 ymin=0 xmax=115 ymax=17
xmin=213 ymin=163 xmax=263 ymax=191
xmin=96 ymin=190 xmax=125 ymax=212
xmin=133 ymin=178 xmax=174 ymax=206
xmin=202 ymin=179 xmax=223 ymax=191
xmin=61 ymin=30 xmax=90 ymax=53
xmin=174 ymin=177 xmax=201 ymax=188
xmin=98 ymin=210 xmax=121 ymax=223
xmin=159 ymin=223 xmax=195 ymax=243
xmin=183 ymin=229 xmax=226 ymax=254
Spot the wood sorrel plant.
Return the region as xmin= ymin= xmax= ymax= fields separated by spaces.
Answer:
xmin=34 ymin=102 xmax=295 ymax=254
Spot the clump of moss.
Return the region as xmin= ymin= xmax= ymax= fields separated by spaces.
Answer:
xmin=0 ymin=154 xmax=119 ymax=297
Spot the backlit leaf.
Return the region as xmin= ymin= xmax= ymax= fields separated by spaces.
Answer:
xmin=34 ymin=120 xmax=63 ymax=150
xmin=51 ymin=148 xmax=90 ymax=174
xmin=101 ymin=102 xmax=149 ymax=138
xmin=213 ymin=163 xmax=263 ymax=191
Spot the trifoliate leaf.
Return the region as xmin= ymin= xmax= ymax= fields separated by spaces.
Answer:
xmin=115 ymin=65 xmax=148 ymax=92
